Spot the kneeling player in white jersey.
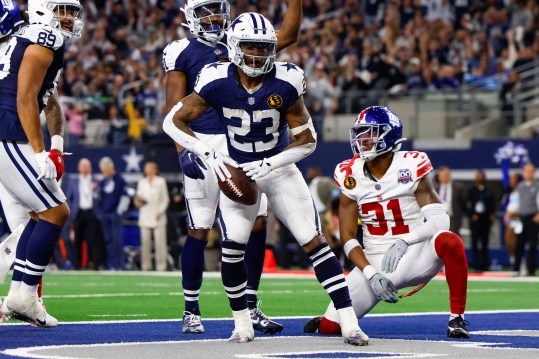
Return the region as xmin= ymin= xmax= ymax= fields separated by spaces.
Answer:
xmin=303 ymin=106 xmax=470 ymax=339
xmin=163 ymin=12 xmax=368 ymax=345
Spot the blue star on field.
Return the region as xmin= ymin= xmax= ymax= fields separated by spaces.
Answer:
xmin=231 ymin=17 xmax=243 ymax=31
xmin=208 ymin=62 xmax=223 ymax=68
xmin=281 ymin=63 xmax=297 ymax=71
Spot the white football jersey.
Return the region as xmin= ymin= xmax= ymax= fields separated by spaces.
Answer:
xmin=334 ymin=151 xmax=433 ymax=255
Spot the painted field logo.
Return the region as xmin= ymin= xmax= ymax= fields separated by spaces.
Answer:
xmin=397 ymin=168 xmax=412 ymax=184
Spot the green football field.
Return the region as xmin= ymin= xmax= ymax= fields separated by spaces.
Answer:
xmin=1 ymin=272 xmax=538 ymax=322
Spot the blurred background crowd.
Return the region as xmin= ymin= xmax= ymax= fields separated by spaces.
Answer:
xmin=54 ymin=0 xmax=539 ymax=146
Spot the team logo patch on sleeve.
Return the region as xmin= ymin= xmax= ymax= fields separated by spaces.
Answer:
xmin=344 ymin=177 xmax=356 ymax=189
xmin=267 ymin=94 xmax=283 ymax=109
xmin=397 ymin=168 xmax=412 ymax=184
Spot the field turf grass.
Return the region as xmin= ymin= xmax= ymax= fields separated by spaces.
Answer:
xmin=1 ymin=271 xmax=537 ymax=322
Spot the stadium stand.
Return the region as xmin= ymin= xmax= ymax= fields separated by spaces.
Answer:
xmin=51 ymin=0 xmax=539 ymax=145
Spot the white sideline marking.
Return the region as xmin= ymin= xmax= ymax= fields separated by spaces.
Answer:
xmin=1 ymin=309 xmax=539 ymax=326
xmin=472 ymin=330 xmax=539 ymax=337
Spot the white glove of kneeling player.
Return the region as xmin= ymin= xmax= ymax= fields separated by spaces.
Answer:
xmin=369 ymin=273 xmax=399 ymax=303
xmin=381 ymin=239 xmax=409 ymax=273
xmin=362 ymin=264 xmax=399 ymax=303
xmin=240 ymin=158 xmax=272 ymax=180
xmin=34 ymin=150 xmax=57 ymax=180
xmin=203 ymin=149 xmax=238 ymax=183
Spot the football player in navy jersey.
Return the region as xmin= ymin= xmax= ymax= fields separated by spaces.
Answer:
xmin=303 ymin=106 xmax=470 ymax=339
xmin=163 ymin=12 xmax=368 ymax=345
xmin=0 ymin=0 xmax=84 ymax=328
xmin=0 ymin=0 xmax=68 ymax=323
xmin=162 ymin=0 xmax=301 ymax=335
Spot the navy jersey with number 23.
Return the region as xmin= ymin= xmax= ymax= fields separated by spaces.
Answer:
xmin=194 ymin=61 xmax=306 ymax=163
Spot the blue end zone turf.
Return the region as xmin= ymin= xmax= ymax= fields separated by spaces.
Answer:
xmin=0 ymin=312 xmax=538 ymax=357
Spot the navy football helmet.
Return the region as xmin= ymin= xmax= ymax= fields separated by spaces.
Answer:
xmin=350 ymin=106 xmax=406 ymax=161
xmin=181 ymin=0 xmax=230 ymax=43
xmin=227 ymin=13 xmax=277 ymax=77
xmin=0 ymin=0 xmax=23 ymax=38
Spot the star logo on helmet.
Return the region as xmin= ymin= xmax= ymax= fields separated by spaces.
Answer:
xmin=281 ymin=63 xmax=297 ymax=71
xmin=231 ymin=17 xmax=243 ymax=31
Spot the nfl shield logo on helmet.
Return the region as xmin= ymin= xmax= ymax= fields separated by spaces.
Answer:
xmin=397 ymin=168 xmax=412 ymax=184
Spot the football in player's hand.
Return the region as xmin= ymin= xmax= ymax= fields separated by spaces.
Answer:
xmin=218 ymin=164 xmax=258 ymax=206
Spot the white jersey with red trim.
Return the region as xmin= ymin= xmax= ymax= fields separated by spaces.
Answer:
xmin=334 ymin=151 xmax=433 ymax=255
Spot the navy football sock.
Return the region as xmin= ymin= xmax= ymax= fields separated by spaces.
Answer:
xmin=12 ymin=219 xmax=36 ymax=283
xmin=308 ymin=242 xmax=352 ymax=310
xmin=221 ymin=240 xmax=248 ymax=311
xmin=245 ymin=230 xmax=266 ymax=309
xmin=182 ymin=235 xmax=207 ymax=314
xmin=22 ymin=220 xmax=62 ymax=287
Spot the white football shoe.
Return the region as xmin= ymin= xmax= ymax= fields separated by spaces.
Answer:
xmin=229 ymin=308 xmax=254 ymax=343
xmin=337 ymin=306 xmax=369 ymax=346
xmin=7 ymin=290 xmax=58 ymax=328
xmin=1 ymin=290 xmax=16 ymax=322
xmin=342 ymin=327 xmax=369 ymax=346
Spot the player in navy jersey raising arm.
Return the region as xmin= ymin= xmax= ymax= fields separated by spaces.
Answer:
xmin=0 ymin=0 xmax=84 ymax=328
xmin=303 ymin=106 xmax=470 ymax=339
xmin=163 ymin=12 xmax=368 ymax=345
xmin=162 ymin=0 xmax=301 ymax=334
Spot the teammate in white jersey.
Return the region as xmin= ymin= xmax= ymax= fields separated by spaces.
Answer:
xmin=303 ymin=106 xmax=470 ymax=339
xmin=162 ymin=0 xmax=301 ymax=334
xmin=0 ymin=0 xmax=84 ymax=328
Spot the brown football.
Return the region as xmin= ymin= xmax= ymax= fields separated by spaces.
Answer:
xmin=218 ymin=164 xmax=258 ymax=205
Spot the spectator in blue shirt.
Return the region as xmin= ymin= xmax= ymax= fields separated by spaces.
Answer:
xmin=97 ymin=157 xmax=129 ymax=270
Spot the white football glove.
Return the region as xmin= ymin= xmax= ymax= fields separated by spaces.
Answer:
xmin=368 ymin=273 xmax=399 ymax=303
xmin=381 ymin=239 xmax=409 ymax=273
xmin=239 ymin=158 xmax=272 ymax=180
xmin=35 ymin=150 xmax=57 ymax=180
xmin=203 ymin=149 xmax=238 ymax=182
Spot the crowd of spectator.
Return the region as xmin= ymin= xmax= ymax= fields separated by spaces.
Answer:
xmin=48 ymin=0 xmax=539 ymax=146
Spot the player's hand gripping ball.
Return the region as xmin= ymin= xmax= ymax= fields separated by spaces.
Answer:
xmin=218 ymin=163 xmax=258 ymax=206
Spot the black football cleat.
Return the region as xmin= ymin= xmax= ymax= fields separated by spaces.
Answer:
xmin=250 ymin=305 xmax=283 ymax=335
xmin=303 ymin=316 xmax=322 ymax=333
xmin=447 ymin=315 xmax=470 ymax=338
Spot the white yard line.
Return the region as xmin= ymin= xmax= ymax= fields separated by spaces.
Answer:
xmin=2 ymin=309 xmax=539 ymax=326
